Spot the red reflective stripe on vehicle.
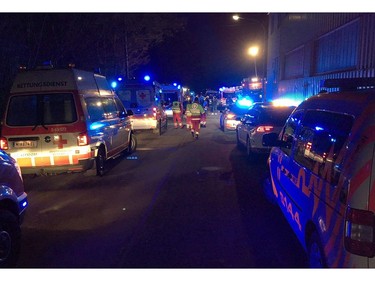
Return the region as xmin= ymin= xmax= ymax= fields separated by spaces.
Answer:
xmin=348 ymin=159 xmax=372 ymax=200
xmin=35 ymin=157 xmax=51 ymax=166
xmin=54 ymin=156 xmax=70 ymax=165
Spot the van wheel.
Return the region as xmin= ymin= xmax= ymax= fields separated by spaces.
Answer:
xmin=307 ymin=231 xmax=327 ymax=268
xmin=0 ymin=210 xmax=21 ymax=268
xmin=96 ymin=147 xmax=106 ymax=177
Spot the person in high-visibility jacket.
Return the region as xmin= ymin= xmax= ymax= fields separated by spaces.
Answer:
xmin=189 ymin=97 xmax=205 ymax=139
xmin=172 ymin=100 xmax=183 ymax=128
xmin=185 ymin=100 xmax=192 ymax=130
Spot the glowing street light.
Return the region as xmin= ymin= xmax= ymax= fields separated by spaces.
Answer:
xmin=248 ymin=46 xmax=259 ymax=77
xmin=232 ymin=14 xmax=240 ymax=21
xmin=232 ymin=14 xmax=267 ymax=78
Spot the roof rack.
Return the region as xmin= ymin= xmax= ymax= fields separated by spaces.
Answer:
xmin=321 ymin=78 xmax=375 ymax=90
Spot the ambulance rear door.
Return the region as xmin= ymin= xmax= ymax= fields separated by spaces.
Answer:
xmin=3 ymin=92 xmax=82 ymax=169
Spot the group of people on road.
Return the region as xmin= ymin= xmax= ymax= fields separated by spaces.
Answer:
xmin=171 ymin=97 xmax=206 ymax=139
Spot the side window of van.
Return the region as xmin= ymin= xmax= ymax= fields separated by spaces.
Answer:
xmin=280 ymin=110 xmax=303 ymax=156
xmin=294 ymin=110 xmax=354 ymax=185
xmin=101 ymin=98 xmax=118 ymax=119
xmin=85 ymin=97 xmax=106 ymax=122
xmin=114 ymin=97 xmax=127 ymax=118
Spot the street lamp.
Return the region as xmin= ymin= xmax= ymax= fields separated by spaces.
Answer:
xmin=248 ymin=46 xmax=259 ymax=77
xmin=232 ymin=13 xmax=268 ymax=101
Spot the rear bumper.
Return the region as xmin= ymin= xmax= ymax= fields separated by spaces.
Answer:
xmin=131 ymin=117 xmax=158 ymax=130
xmin=19 ymin=157 xmax=95 ymax=175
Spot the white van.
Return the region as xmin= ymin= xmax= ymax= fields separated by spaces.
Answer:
xmin=0 ymin=66 xmax=135 ymax=176
xmin=263 ymin=78 xmax=375 ymax=267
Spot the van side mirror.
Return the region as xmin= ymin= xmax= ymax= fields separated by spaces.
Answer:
xmin=127 ymin=109 xmax=134 ymax=116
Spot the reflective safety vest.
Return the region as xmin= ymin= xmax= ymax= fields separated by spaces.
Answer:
xmin=172 ymin=101 xmax=182 ymax=113
xmin=190 ymin=102 xmax=204 ymax=117
xmin=185 ymin=103 xmax=192 ymax=116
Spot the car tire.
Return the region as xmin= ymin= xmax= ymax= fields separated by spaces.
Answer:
xmin=236 ymin=130 xmax=243 ymax=148
xmin=153 ymin=119 xmax=162 ymax=135
xmin=128 ymin=133 xmax=137 ymax=153
xmin=96 ymin=147 xmax=106 ymax=177
xmin=307 ymin=231 xmax=327 ymax=268
xmin=0 ymin=210 xmax=21 ymax=268
xmin=246 ymin=137 xmax=253 ymax=159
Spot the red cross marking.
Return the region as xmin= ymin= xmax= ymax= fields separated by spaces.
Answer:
xmin=139 ymin=92 xmax=146 ymax=100
xmin=53 ymin=135 xmax=68 ymax=149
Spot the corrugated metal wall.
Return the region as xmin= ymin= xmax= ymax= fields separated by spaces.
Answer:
xmin=266 ymin=13 xmax=375 ymax=102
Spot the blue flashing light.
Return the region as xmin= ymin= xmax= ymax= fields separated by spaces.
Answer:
xmin=173 ymin=83 xmax=177 ymax=87
xmin=237 ymin=97 xmax=253 ymax=108
xmin=90 ymin=122 xmax=105 ymax=130
xmin=117 ymin=77 xmax=123 ymax=81
xmin=111 ymin=81 xmax=118 ymax=88
xmin=144 ymin=75 xmax=151 ymax=81
xmin=315 ymin=126 xmax=324 ymax=131
xmin=272 ymin=98 xmax=303 ymax=107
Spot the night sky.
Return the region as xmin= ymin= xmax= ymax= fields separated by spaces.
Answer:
xmin=145 ymin=13 xmax=268 ymax=93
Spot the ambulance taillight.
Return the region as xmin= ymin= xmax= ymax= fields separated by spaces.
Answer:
xmin=344 ymin=207 xmax=375 ymax=257
xmin=77 ymin=132 xmax=89 ymax=146
xmin=0 ymin=137 xmax=9 ymax=150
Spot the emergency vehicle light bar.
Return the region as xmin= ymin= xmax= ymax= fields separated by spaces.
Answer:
xmin=321 ymin=78 xmax=375 ymax=90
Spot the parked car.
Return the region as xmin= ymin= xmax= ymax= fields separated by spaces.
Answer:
xmin=0 ymin=149 xmax=28 ymax=267
xmin=263 ymin=78 xmax=375 ymax=268
xmin=236 ymin=103 xmax=295 ymax=158
xmin=219 ymin=104 xmax=250 ymax=132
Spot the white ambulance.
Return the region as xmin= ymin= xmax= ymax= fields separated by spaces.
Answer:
xmin=263 ymin=78 xmax=375 ymax=267
xmin=0 ymin=66 xmax=135 ymax=176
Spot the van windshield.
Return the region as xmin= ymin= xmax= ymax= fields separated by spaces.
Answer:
xmin=6 ymin=93 xmax=77 ymax=126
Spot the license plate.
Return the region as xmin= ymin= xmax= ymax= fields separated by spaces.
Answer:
xmin=14 ymin=140 xmax=37 ymax=148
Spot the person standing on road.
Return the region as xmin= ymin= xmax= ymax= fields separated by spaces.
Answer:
xmin=190 ymin=97 xmax=205 ymax=139
xmin=172 ymin=100 xmax=183 ymax=129
xmin=184 ymin=99 xmax=192 ymax=130
xmin=212 ymin=96 xmax=218 ymax=115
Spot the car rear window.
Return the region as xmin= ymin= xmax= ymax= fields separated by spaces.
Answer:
xmin=6 ymin=93 xmax=77 ymax=126
xmin=259 ymin=107 xmax=295 ymax=125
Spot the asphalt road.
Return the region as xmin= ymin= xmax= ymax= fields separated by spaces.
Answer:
xmin=16 ymin=113 xmax=307 ymax=269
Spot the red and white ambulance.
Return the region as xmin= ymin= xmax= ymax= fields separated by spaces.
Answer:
xmin=0 ymin=66 xmax=135 ymax=176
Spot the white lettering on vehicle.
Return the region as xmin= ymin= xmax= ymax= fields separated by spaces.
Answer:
xmin=50 ymin=127 xmax=67 ymax=133
xmin=16 ymin=81 xmax=68 ymax=88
